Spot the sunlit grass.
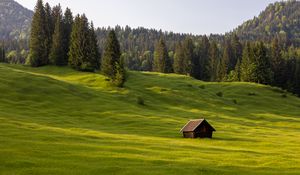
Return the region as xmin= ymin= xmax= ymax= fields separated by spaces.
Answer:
xmin=0 ymin=63 xmax=300 ymax=175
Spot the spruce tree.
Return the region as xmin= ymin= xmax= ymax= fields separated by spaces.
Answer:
xmin=69 ymin=14 xmax=98 ymax=71
xmin=173 ymin=42 xmax=185 ymax=74
xmin=230 ymin=34 xmax=242 ymax=71
xmin=49 ymin=12 xmax=65 ymax=65
xmin=271 ymin=37 xmax=285 ymax=87
xmin=62 ymin=8 xmax=73 ymax=63
xmin=153 ymin=38 xmax=171 ymax=73
xmin=193 ymin=44 xmax=202 ymax=79
xmin=102 ymin=30 xmax=125 ymax=86
xmin=282 ymin=46 xmax=297 ymax=90
xmin=101 ymin=30 xmax=121 ymax=78
xmin=254 ymin=42 xmax=273 ymax=84
xmin=240 ymin=42 xmax=256 ymax=82
xmin=208 ymin=41 xmax=219 ymax=81
xmin=68 ymin=15 xmax=81 ymax=68
xmin=51 ymin=4 xmax=62 ymax=30
xmin=44 ymin=3 xmax=53 ymax=59
xmin=28 ymin=0 xmax=48 ymax=67
xmin=88 ymin=22 xmax=101 ymax=69
xmin=182 ymin=38 xmax=194 ymax=76
xmin=219 ymin=40 xmax=231 ymax=81
xmin=199 ymin=35 xmax=210 ymax=80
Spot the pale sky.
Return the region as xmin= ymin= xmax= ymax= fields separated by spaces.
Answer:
xmin=16 ymin=0 xmax=279 ymax=35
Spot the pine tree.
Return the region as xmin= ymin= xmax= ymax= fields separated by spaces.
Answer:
xmin=193 ymin=44 xmax=202 ymax=79
xmin=69 ymin=14 xmax=98 ymax=71
xmin=240 ymin=42 xmax=256 ymax=82
xmin=101 ymin=30 xmax=125 ymax=86
xmin=88 ymin=22 xmax=101 ymax=69
xmin=282 ymin=47 xmax=297 ymax=90
xmin=208 ymin=41 xmax=219 ymax=81
xmin=254 ymin=42 xmax=273 ymax=84
xmin=62 ymin=8 xmax=73 ymax=63
xmin=218 ymin=40 xmax=231 ymax=81
xmin=101 ymin=30 xmax=121 ymax=78
xmin=68 ymin=15 xmax=81 ymax=68
xmin=49 ymin=12 xmax=65 ymax=65
xmin=230 ymin=34 xmax=242 ymax=71
xmin=153 ymin=38 xmax=171 ymax=73
xmin=44 ymin=3 xmax=53 ymax=59
xmin=182 ymin=38 xmax=195 ymax=76
xmin=28 ymin=0 xmax=48 ymax=67
xmin=51 ymin=4 xmax=62 ymax=29
xmin=271 ymin=37 xmax=285 ymax=87
xmin=199 ymin=35 xmax=210 ymax=80
xmin=173 ymin=42 xmax=185 ymax=74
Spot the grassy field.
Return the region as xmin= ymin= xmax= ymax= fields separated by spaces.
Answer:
xmin=0 ymin=63 xmax=300 ymax=175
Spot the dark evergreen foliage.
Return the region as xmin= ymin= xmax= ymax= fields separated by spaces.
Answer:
xmin=49 ymin=11 xmax=65 ymax=65
xmin=173 ymin=42 xmax=185 ymax=74
xmin=153 ymin=38 xmax=172 ymax=73
xmin=44 ymin=2 xmax=52 ymax=59
xmin=6 ymin=0 xmax=300 ymax=96
xmin=102 ymin=30 xmax=121 ymax=78
xmin=68 ymin=14 xmax=99 ymax=71
xmin=253 ymin=42 xmax=273 ymax=84
xmin=198 ymin=36 xmax=211 ymax=81
xmin=208 ymin=41 xmax=219 ymax=81
xmin=218 ymin=40 xmax=231 ymax=81
xmin=0 ymin=44 xmax=5 ymax=62
xmin=28 ymin=0 xmax=48 ymax=67
xmin=271 ymin=37 xmax=285 ymax=87
xmin=182 ymin=38 xmax=194 ymax=76
xmin=102 ymin=30 xmax=126 ymax=86
xmin=62 ymin=8 xmax=73 ymax=63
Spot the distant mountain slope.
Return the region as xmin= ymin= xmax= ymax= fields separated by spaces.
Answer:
xmin=0 ymin=0 xmax=33 ymax=40
xmin=234 ymin=0 xmax=300 ymax=45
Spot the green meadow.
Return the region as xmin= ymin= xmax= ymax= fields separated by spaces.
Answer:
xmin=0 ymin=63 xmax=300 ymax=175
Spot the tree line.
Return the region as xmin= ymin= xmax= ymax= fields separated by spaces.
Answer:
xmin=151 ymin=35 xmax=300 ymax=96
xmin=0 ymin=0 xmax=299 ymax=95
xmin=97 ymin=25 xmax=300 ymax=96
xmin=25 ymin=0 xmax=125 ymax=87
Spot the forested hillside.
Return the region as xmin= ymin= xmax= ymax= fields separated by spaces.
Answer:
xmin=0 ymin=0 xmax=33 ymax=40
xmin=1 ymin=0 xmax=300 ymax=96
xmin=235 ymin=0 xmax=300 ymax=46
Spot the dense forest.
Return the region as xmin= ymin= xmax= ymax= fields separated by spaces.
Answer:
xmin=0 ymin=0 xmax=300 ymax=95
xmin=95 ymin=25 xmax=300 ymax=96
xmin=23 ymin=0 xmax=125 ymax=87
xmin=235 ymin=0 xmax=300 ymax=46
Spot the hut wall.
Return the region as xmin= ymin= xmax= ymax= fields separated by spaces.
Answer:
xmin=183 ymin=132 xmax=195 ymax=138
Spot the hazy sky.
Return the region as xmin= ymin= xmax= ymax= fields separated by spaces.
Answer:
xmin=17 ymin=0 xmax=279 ymax=35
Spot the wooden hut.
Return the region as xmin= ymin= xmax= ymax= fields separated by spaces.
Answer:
xmin=180 ymin=119 xmax=216 ymax=138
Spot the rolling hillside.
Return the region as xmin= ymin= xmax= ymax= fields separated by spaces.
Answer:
xmin=0 ymin=63 xmax=300 ymax=174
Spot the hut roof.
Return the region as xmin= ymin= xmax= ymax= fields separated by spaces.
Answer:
xmin=180 ymin=119 xmax=216 ymax=132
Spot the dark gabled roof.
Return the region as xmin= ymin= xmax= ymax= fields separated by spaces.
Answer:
xmin=180 ymin=119 xmax=216 ymax=132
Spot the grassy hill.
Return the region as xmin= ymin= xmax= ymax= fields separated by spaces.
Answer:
xmin=0 ymin=63 xmax=300 ymax=175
